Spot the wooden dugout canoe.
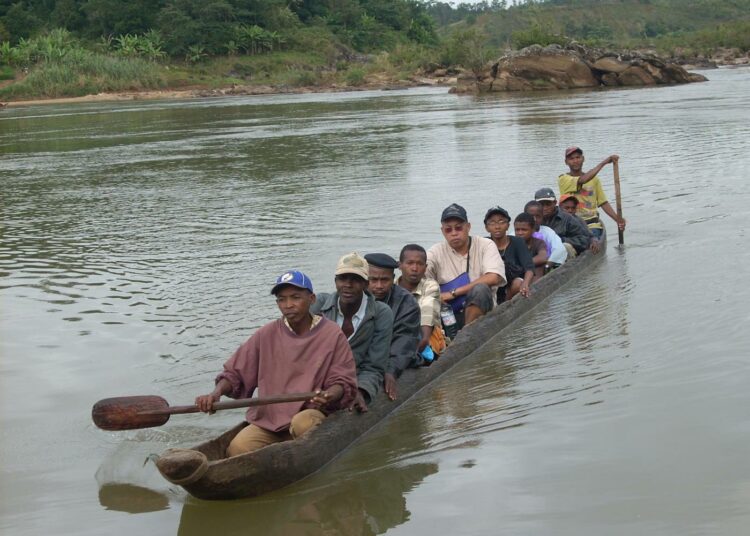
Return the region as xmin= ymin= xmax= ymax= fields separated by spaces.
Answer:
xmin=156 ymin=233 xmax=607 ymax=500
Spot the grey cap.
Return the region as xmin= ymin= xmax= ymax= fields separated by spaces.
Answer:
xmin=534 ymin=188 xmax=557 ymax=202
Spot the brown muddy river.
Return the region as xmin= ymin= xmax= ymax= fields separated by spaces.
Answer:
xmin=2 ymin=68 xmax=750 ymax=535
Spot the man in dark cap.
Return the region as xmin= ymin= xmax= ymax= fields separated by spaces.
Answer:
xmin=534 ymin=188 xmax=593 ymax=258
xmin=426 ymin=203 xmax=505 ymax=330
xmin=484 ymin=206 xmax=534 ymax=302
xmin=365 ymin=253 xmax=421 ymax=401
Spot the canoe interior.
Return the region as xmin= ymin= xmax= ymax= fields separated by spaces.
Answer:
xmin=170 ymin=232 xmax=607 ymax=500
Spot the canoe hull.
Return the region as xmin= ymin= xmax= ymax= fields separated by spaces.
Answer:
xmin=159 ymin=235 xmax=607 ymax=500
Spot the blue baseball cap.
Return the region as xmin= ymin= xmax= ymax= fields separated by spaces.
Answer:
xmin=271 ymin=270 xmax=314 ymax=295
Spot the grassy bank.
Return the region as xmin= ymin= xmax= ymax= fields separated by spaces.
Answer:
xmin=0 ymin=28 xmax=459 ymax=101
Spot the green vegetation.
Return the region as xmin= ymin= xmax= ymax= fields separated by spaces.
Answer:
xmin=0 ymin=1 xmax=748 ymax=100
xmin=427 ymin=0 xmax=750 ymax=55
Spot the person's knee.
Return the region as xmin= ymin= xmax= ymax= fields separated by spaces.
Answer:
xmin=226 ymin=424 xmax=279 ymax=457
xmin=465 ymin=283 xmax=494 ymax=314
xmin=289 ymin=409 xmax=326 ymax=439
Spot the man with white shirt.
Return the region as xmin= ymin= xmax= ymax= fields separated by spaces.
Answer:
xmin=311 ymin=252 xmax=393 ymax=412
xmin=426 ymin=204 xmax=506 ymax=331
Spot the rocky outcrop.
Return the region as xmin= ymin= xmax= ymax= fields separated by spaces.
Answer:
xmin=454 ymin=43 xmax=708 ymax=94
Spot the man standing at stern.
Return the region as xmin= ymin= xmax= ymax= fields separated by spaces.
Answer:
xmin=195 ymin=271 xmax=358 ymax=457
xmin=558 ymin=146 xmax=626 ymax=239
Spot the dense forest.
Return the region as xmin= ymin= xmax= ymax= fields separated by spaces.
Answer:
xmin=0 ymin=0 xmax=438 ymax=53
xmin=1 ymin=0 xmax=749 ymax=100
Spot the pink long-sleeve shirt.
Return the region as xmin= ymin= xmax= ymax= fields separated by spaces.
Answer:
xmin=216 ymin=316 xmax=357 ymax=432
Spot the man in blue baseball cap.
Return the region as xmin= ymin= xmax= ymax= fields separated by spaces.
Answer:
xmin=195 ymin=270 xmax=358 ymax=457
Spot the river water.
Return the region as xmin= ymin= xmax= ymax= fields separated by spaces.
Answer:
xmin=2 ymin=67 xmax=749 ymax=535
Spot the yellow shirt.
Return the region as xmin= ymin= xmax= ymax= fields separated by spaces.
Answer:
xmin=558 ymin=173 xmax=608 ymax=230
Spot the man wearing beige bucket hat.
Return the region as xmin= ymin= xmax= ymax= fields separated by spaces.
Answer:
xmin=312 ymin=252 xmax=394 ymax=413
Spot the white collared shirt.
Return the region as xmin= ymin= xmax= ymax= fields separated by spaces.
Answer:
xmin=336 ymin=293 xmax=369 ymax=339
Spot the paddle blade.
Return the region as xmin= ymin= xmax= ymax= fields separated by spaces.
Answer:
xmin=92 ymin=396 xmax=171 ymax=431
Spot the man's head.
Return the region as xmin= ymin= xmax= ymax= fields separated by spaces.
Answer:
xmin=440 ymin=203 xmax=471 ymax=251
xmin=514 ymin=212 xmax=536 ymax=241
xmin=565 ymin=146 xmax=584 ymax=173
xmin=334 ymin=252 xmax=369 ymax=306
xmin=559 ymin=193 xmax=579 ymax=215
xmin=271 ymin=270 xmax=316 ymax=324
xmin=524 ymin=200 xmax=543 ymax=230
xmin=484 ymin=206 xmax=511 ymax=240
xmin=399 ymin=244 xmax=427 ymax=286
xmin=534 ymin=187 xmax=558 ymax=219
xmin=364 ymin=253 xmax=398 ymax=301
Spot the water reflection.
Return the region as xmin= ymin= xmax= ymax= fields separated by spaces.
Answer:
xmin=98 ymin=484 xmax=170 ymax=514
xmin=177 ymin=462 xmax=438 ymax=536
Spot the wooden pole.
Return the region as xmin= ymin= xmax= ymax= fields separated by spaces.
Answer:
xmin=613 ymin=160 xmax=624 ymax=245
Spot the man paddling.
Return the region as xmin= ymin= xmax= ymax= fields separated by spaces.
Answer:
xmin=195 ymin=271 xmax=358 ymax=457
xmin=365 ymin=253 xmax=421 ymax=401
xmin=426 ymin=203 xmax=505 ymax=331
xmin=558 ymin=146 xmax=626 ymax=240
xmin=311 ymin=252 xmax=393 ymax=413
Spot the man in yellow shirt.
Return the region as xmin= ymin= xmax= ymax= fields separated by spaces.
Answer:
xmin=558 ymin=146 xmax=627 ymax=240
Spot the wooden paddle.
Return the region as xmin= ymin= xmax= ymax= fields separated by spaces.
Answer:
xmin=613 ymin=159 xmax=625 ymax=245
xmin=92 ymin=392 xmax=317 ymax=431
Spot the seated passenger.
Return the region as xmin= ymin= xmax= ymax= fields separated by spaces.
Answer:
xmin=558 ymin=146 xmax=626 ymax=240
xmin=311 ymin=252 xmax=393 ymax=413
xmin=559 ymin=193 xmax=579 ymax=216
xmin=426 ymin=203 xmax=506 ymax=331
xmin=396 ymin=244 xmax=446 ymax=356
xmin=524 ymin=200 xmax=568 ymax=267
xmin=483 ymin=206 xmax=534 ymax=302
xmin=560 ymin=193 xmax=601 ymax=254
xmin=195 ymin=271 xmax=358 ymax=457
xmin=364 ymin=253 xmax=421 ymax=401
xmin=513 ymin=212 xmax=547 ymax=281
xmin=534 ymin=188 xmax=593 ymax=259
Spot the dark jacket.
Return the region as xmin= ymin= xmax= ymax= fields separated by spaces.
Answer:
xmin=381 ymin=284 xmax=421 ymax=378
xmin=543 ymin=207 xmax=592 ymax=254
xmin=311 ymin=291 xmax=393 ymax=403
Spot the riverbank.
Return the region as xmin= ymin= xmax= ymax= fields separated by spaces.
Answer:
xmin=2 ymin=46 xmax=745 ymax=108
xmin=1 ymin=70 xmax=457 ymax=107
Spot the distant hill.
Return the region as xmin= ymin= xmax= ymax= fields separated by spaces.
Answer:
xmin=427 ymin=0 xmax=750 ymax=53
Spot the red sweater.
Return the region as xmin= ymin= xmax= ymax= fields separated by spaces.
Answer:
xmin=216 ymin=317 xmax=357 ymax=432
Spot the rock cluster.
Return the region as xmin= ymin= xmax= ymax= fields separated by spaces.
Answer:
xmin=454 ymin=43 xmax=708 ymax=93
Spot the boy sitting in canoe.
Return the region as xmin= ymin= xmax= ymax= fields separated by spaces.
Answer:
xmin=560 ymin=193 xmax=601 ymax=254
xmin=396 ymin=244 xmax=446 ymax=356
xmin=512 ymin=212 xmax=547 ymax=280
xmin=483 ymin=206 xmax=534 ymax=302
xmin=195 ymin=270 xmax=358 ymax=457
